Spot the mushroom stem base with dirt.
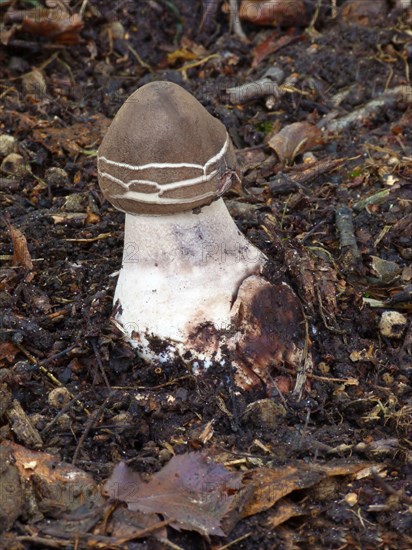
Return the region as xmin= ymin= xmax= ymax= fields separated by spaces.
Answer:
xmin=112 ymin=198 xmax=265 ymax=363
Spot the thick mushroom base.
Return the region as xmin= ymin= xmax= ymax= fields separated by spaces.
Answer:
xmin=113 ymin=273 xmax=310 ymax=390
xmin=111 ymin=199 xmax=310 ymax=389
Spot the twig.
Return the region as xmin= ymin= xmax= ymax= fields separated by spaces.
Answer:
xmin=115 ymin=517 xmax=176 ymax=544
xmin=72 ymin=394 xmax=112 ymax=465
xmin=90 ymin=337 xmax=111 ymax=389
xmin=229 ymin=0 xmax=247 ymax=41
xmin=371 ymin=467 xmax=412 ymax=505
xmin=199 ymin=0 xmax=219 ymax=32
xmin=127 ymin=44 xmax=152 ymax=71
xmin=293 ymin=315 xmax=312 ymax=399
xmin=319 ymin=86 xmax=412 ymax=133
xmin=79 ymin=0 xmax=89 ymax=17
xmin=277 ymin=364 xmax=359 ymax=385
xmin=217 ymin=532 xmax=252 ymax=550
xmin=41 ymin=393 xmax=83 ymax=436
xmin=178 ymin=53 xmax=220 ymax=72
xmin=316 ymin=287 xmax=345 ymax=335
xmin=335 ymin=204 xmax=362 ymax=274
xmin=353 ymin=187 xmax=398 ymax=212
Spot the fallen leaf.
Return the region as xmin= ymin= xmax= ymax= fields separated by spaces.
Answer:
xmin=5 ymin=219 xmax=33 ymax=271
xmin=2 ymin=440 xmax=102 ymax=514
xmin=0 ymin=342 xmax=19 ymax=366
xmin=104 ymin=453 xmax=250 ymax=536
xmin=242 ymin=465 xmax=324 ymax=517
xmin=340 ymin=0 xmax=387 ymax=26
xmin=268 ymin=122 xmax=323 ymax=163
xmin=265 ymin=499 xmax=304 ymax=528
xmin=240 ymin=0 xmax=307 ymax=27
xmin=33 ymin=114 xmax=110 ymax=155
xmin=4 ymin=7 xmax=83 ymax=45
xmin=242 ymin=461 xmax=373 ymax=517
xmin=252 ymin=32 xmax=301 ymax=68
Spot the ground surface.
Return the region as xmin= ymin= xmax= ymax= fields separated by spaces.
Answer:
xmin=0 ymin=0 xmax=411 ymax=548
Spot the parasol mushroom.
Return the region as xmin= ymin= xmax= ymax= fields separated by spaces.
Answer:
xmin=98 ymin=81 xmax=310 ymax=389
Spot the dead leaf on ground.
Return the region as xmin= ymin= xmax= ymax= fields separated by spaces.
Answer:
xmin=32 ymin=113 xmax=110 ymax=155
xmin=0 ymin=342 xmax=20 ymax=366
xmin=0 ymin=445 xmax=24 ymax=533
xmin=265 ymin=499 xmax=304 ymax=528
xmin=5 ymin=219 xmax=33 ymax=272
xmin=2 ymin=440 xmax=102 ymax=516
xmin=104 ymin=452 xmax=250 ymax=537
xmin=340 ymin=0 xmax=387 ymax=26
xmin=252 ymin=33 xmax=301 ymax=68
xmin=2 ymin=7 xmax=83 ymax=45
xmin=268 ymin=122 xmax=323 ymax=164
xmin=242 ymin=461 xmax=373 ymax=517
xmin=240 ymin=0 xmax=307 ymax=27
xmin=99 ymin=506 xmax=168 ymax=542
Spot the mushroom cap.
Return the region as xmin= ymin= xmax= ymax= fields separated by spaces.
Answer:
xmin=98 ymin=81 xmax=237 ymax=215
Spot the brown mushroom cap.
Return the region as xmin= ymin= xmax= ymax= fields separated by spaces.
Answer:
xmin=98 ymin=81 xmax=237 ymax=215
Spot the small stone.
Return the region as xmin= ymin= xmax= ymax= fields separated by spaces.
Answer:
xmin=1 ymin=153 xmax=27 ymax=176
xmin=48 ymin=387 xmax=72 ymax=409
xmin=0 ymin=134 xmax=16 ymax=158
xmin=379 ymin=311 xmax=408 ymax=339
xmin=345 ymin=492 xmax=358 ymax=506
xmin=45 ymin=167 xmax=68 ymax=187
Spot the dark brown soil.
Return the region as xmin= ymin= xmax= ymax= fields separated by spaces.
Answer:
xmin=0 ymin=1 xmax=411 ymax=548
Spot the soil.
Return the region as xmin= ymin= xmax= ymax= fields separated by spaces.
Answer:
xmin=0 ymin=0 xmax=411 ymax=549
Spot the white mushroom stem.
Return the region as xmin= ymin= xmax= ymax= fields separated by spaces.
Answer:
xmin=113 ymin=198 xmax=266 ymax=361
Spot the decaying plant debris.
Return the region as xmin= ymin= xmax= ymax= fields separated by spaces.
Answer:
xmin=0 ymin=0 xmax=411 ymax=548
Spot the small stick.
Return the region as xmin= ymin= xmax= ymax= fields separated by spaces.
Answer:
xmin=90 ymin=337 xmax=111 ymax=389
xmin=371 ymin=467 xmax=412 ymax=505
xmin=72 ymin=394 xmax=112 ymax=465
xmin=229 ymin=0 xmax=247 ymax=41
xmin=335 ymin=204 xmax=362 ymax=274
xmin=320 ymin=86 xmax=412 ymax=133
xmin=218 ymin=532 xmax=252 ymax=550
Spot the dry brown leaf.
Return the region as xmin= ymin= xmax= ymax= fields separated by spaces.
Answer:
xmin=268 ymin=122 xmax=323 ymax=164
xmin=240 ymin=0 xmax=307 ymax=27
xmin=5 ymin=220 xmax=33 ymax=271
xmin=3 ymin=8 xmax=83 ymax=45
xmin=340 ymin=0 xmax=387 ymax=26
xmin=0 ymin=445 xmax=24 ymax=532
xmin=265 ymin=499 xmax=304 ymax=528
xmin=33 ymin=114 xmax=110 ymax=155
xmin=104 ymin=453 xmax=250 ymax=537
xmin=242 ymin=465 xmax=324 ymax=517
xmin=0 ymin=342 xmax=20 ymax=366
xmin=103 ymin=507 xmax=168 ymax=542
xmin=243 ymin=461 xmax=373 ymax=517
xmin=2 ymin=440 xmax=101 ymax=513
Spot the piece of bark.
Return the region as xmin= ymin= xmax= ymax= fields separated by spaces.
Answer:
xmin=7 ymin=399 xmax=43 ymax=448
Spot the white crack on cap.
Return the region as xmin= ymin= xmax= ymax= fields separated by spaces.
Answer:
xmin=97 ymin=80 xmax=238 ymax=215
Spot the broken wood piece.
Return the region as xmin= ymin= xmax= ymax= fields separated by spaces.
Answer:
xmin=335 ymin=204 xmax=363 ymax=274
xmin=225 ymin=66 xmax=284 ymax=104
xmin=320 ymin=86 xmax=412 ymax=133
